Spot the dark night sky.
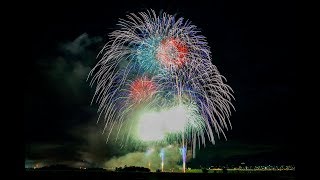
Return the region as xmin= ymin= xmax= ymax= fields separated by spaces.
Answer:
xmin=26 ymin=0 xmax=296 ymax=167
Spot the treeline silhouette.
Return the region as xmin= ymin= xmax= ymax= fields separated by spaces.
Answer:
xmin=39 ymin=164 xmax=76 ymax=170
xmin=115 ymin=166 xmax=150 ymax=172
xmin=32 ymin=164 xmax=105 ymax=171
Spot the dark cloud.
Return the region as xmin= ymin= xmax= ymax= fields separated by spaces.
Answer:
xmin=45 ymin=57 xmax=90 ymax=100
xmin=69 ymin=121 xmax=115 ymax=167
xmin=38 ymin=33 xmax=102 ymax=102
xmin=26 ymin=33 xmax=103 ymax=153
xmin=25 ymin=121 xmax=106 ymax=168
xmin=61 ymin=33 xmax=102 ymax=55
xmin=25 ymin=142 xmax=80 ymax=167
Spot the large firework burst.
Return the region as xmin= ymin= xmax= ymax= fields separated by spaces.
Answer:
xmin=88 ymin=10 xmax=235 ymax=155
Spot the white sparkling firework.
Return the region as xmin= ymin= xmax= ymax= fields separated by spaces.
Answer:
xmin=88 ymin=10 xmax=235 ymax=156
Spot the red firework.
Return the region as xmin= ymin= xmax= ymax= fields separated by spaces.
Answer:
xmin=129 ymin=77 xmax=157 ymax=102
xmin=156 ymin=37 xmax=188 ymax=68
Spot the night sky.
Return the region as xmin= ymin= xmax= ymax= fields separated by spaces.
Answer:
xmin=26 ymin=0 xmax=296 ymax=168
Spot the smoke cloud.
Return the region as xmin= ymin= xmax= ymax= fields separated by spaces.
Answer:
xmin=104 ymin=144 xmax=192 ymax=172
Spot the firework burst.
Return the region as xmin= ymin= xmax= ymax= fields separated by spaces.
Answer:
xmin=88 ymin=9 xmax=235 ymax=155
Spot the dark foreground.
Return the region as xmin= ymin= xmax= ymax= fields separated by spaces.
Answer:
xmin=25 ymin=170 xmax=295 ymax=180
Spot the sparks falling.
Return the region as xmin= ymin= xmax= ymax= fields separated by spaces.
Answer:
xmin=88 ymin=9 xmax=235 ymax=160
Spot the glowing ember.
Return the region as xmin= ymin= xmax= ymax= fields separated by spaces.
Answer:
xmin=156 ymin=38 xmax=188 ymax=68
xmin=129 ymin=77 xmax=157 ymax=103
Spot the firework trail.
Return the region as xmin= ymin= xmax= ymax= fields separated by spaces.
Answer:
xmin=88 ymin=10 xmax=234 ymax=157
xmin=159 ymin=148 xmax=165 ymax=172
xmin=145 ymin=148 xmax=154 ymax=169
xmin=180 ymin=146 xmax=187 ymax=173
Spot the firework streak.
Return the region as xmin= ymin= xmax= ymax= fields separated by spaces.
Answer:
xmin=88 ymin=10 xmax=235 ymax=156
